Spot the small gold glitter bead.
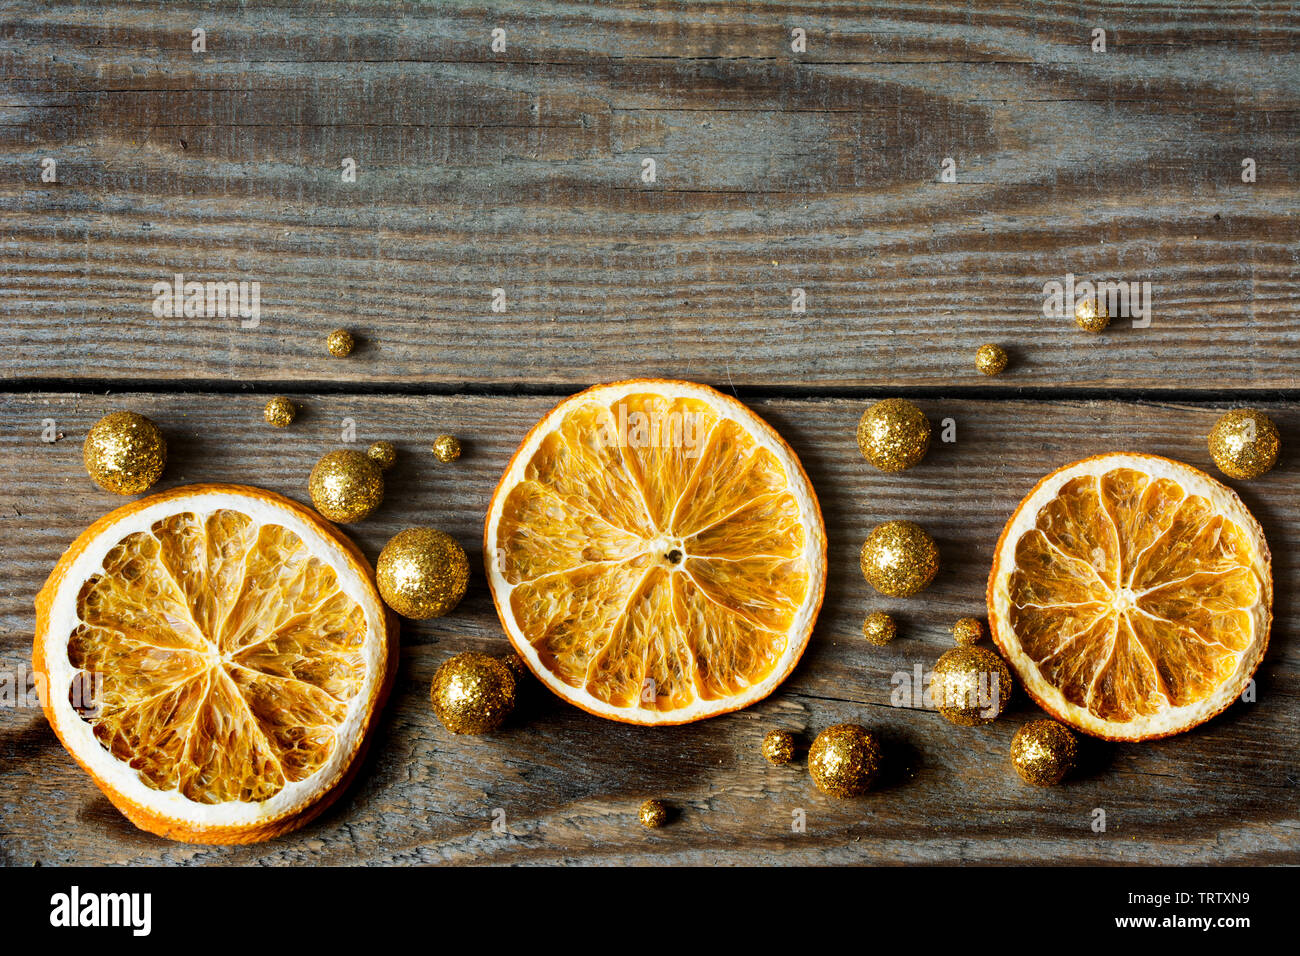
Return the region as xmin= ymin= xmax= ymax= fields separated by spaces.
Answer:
xmin=931 ymin=646 xmax=1013 ymax=726
xmin=377 ymin=527 xmax=470 ymax=619
xmin=308 ymin=449 xmax=384 ymax=523
xmin=860 ymin=520 xmax=939 ymax=597
xmin=1010 ymin=719 xmax=1078 ymax=786
xmin=83 ymin=412 xmax=167 ymax=495
xmin=1074 ymin=296 xmax=1110 ymax=333
xmin=862 ymin=611 xmax=897 ymax=646
xmin=952 ymin=617 xmax=985 ymax=646
xmin=430 ymin=652 xmax=517 ymax=734
xmin=975 ymin=344 xmax=1008 ymax=376
xmin=1208 ymin=408 xmax=1280 ymax=480
xmin=263 ymin=396 xmax=296 ymax=428
xmin=366 ymin=440 xmax=397 ymax=471
xmin=431 ymin=434 xmax=462 ymax=463
xmin=326 ymin=328 xmax=355 ymax=357
xmin=762 ymin=729 xmax=798 ymax=765
xmin=808 ymin=724 xmax=882 ymax=798
xmin=639 ymin=798 xmax=670 ymax=828
xmin=856 ymin=399 xmax=930 ymax=472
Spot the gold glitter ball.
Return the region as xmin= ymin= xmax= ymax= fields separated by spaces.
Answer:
xmin=366 ymin=440 xmax=397 ymax=471
xmin=430 ymin=652 xmax=517 ymax=734
xmin=1073 ymin=296 xmax=1110 ymax=333
xmin=862 ymin=611 xmax=897 ymax=646
xmin=83 ymin=411 xmax=167 ymax=495
xmin=639 ymin=798 xmax=670 ymax=828
xmin=308 ymin=449 xmax=384 ymax=523
xmin=975 ymin=344 xmax=1008 ymax=376
xmin=808 ymin=724 xmax=882 ymax=798
xmin=1208 ymin=408 xmax=1279 ymax=480
xmin=431 ymin=434 xmax=462 ymax=463
xmin=263 ymin=396 xmax=296 ymax=428
xmin=326 ymin=328 xmax=355 ymax=357
xmin=860 ymin=520 xmax=939 ymax=597
xmin=761 ymin=729 xmax=798 ymax=765
xmin=377 ymin=527 xmax=469 ymax=619
xmin=952 ymin=616 xmax=985 ymax=646
xmin=1010 ymin=719 xmax=1078 ymax=786
xmin=856 ymin=399 xmax=931 ymax=472
xmin=931 ymin=646 xmax=1012 ymax=726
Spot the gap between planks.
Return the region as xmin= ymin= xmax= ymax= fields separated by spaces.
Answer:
xmin=4 ymin=379 xmax=1300 ymax=405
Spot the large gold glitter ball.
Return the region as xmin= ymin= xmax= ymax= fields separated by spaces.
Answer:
xmin=430 ymin=652 xmax=517 ymax=734
xmin=263 ymin=396 xmax=296 ymax=428
xmin=1208 ymin=408 xmax=1280 ymax=480
xmin=1074 ymin=296 xmax=1110 ymax=333
xmin=808 ymin=724 xmax=882 ymax=798
xmin=931 ymin=646 xmax=1012 ymax=726
xmin=366 ymin=440 xmax=397 ymax=471
xmin=975 ymin=344 xmax=1008 ymax=376
xmin=377 ymin=527 xmax=469 ymax=619
xmin=860 ymin=520 xmax=939 ymax=596
xmin=762 ymin=729 xmax=798 ymax=765
xmin=431 ymin=434 xmax=462 ymax=463
xmin=856 ymin=399 xmax=930 ymax=472
xmin=639 ymin=799 xmax=670 ymax=828
xmin=1010 ymin=719 xmax=1078 ymax=786
xmin=83 ymin=411 xmax=167 ymax=495
xmin=952 ymin=616 xmax=985 ymax=646
xmin=862 ymin=611 xmax=897 ymax=646
xmin=326 ymin=328 xmax=355 ymax=357
xmin=308 ymin=449 xmax=384 ymax=523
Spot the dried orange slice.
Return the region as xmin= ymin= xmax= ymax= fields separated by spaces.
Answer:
xmin=33 ymin=484 xmax=396 ymax=843
xmin=988 ymin=453 xmax=1271 ymax=741
xmin=485 ymin=380 xmax=826 ymax=724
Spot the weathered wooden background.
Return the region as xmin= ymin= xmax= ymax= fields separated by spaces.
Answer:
xmin=0 ymin=1 xmax=1296 ymax=865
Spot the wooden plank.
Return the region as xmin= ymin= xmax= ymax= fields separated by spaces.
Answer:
xmin=0 ymin=390 xmax=1294 ymax=864
xmin=2 ymin=1 xmax=1296 ymax=389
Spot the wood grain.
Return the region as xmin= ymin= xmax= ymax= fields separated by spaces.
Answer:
xmin=2 ymin=1 xmax=1297 ymax=389
xmin=1 ymin=391 xmax=1295 ymax=865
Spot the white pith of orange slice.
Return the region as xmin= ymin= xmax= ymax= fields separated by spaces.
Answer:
xmin=988 ymin=453 xmax=1271 ymax=742
xmin=34 ymin=484 xmax=396 ymax=843
xmin=484 ymin=380 xmax=827 ymax=724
